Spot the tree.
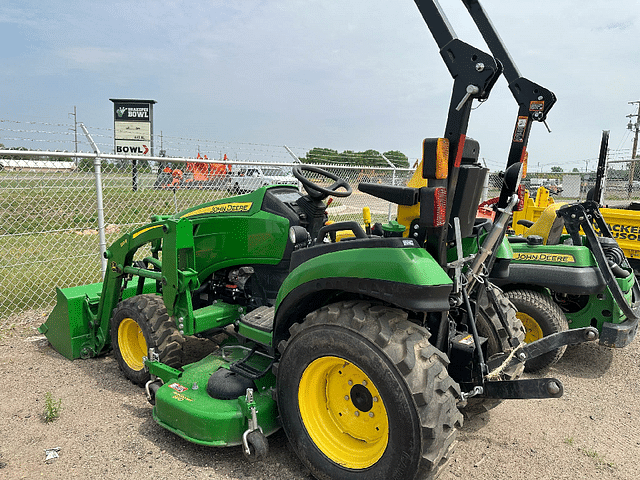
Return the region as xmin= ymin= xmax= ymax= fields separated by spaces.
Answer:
xmin=383 ymin=150 xmax=409 ymax=168
xmin=572 ymin=167 xmax=580 ymax=173
xmin=301 ymin=147 xmax=340 ymax=165
xmin=551 ymin=166 xmax=563 ymax=172
xmin=360 ymin=149 xmax=384 ymax=166
xmin=301 ymin=147 xmax=409 ymax=168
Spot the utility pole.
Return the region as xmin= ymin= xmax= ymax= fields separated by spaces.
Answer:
xmin=627 ymin=100 xmax=640 ymax=197
xmin=68 ymin=106 xmax=78 ymax=164
xmin=157 ymin=131 xmax=166 ymax=176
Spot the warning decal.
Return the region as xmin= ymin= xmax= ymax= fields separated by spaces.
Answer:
xmin=513 ymin=116 xmax=528 ymax=142
xmin=168 ymin=382 xmax=188 ymax=392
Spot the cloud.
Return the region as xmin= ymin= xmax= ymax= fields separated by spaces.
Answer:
xmin=2 ymin=0 xmax=640 ymax=168
xmin=59 ymin=46 xmax=127 ymax=71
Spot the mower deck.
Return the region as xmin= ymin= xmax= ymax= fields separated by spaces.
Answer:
xmin=149 ymin=351 xmax=279 ymax=447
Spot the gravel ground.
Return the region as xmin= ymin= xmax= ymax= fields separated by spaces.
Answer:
xmin=1 ymin=309 xmax=638 ymax=480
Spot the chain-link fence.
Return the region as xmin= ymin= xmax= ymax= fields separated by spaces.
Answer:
xmin=486 ymin=162 xmax=640 ymax=206
xmin=0 ymin=149 xmax=414 ymax=322
xmin=3 ymin=119 xmax=638 ymax=323
xmin=594 ymin=160 xmax=640 ymax=205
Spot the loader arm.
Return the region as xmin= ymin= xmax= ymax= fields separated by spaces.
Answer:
xmin=90 ymin=217 xmax=199 ymax=356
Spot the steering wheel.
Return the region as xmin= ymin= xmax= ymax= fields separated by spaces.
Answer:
xmin=292 ymin=165 xmax=352 ymax=200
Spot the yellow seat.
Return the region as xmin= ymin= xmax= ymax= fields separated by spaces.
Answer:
xmin=523 ymin=202 xmax=566 ymax=245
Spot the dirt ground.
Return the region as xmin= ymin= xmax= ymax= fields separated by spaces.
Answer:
xmin=1 ymin=309 xmax=638 ymax=480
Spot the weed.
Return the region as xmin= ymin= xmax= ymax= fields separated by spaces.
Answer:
xmin=563 ymin=437 xmax=574 ymax=445
xmin=580 ymin=448 xmax=615 ymax=469
xmin=44 ymin=392 xmax=62 ymax=423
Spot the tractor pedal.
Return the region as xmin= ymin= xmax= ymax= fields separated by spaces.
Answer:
xmin=228 ymin=345 xmax=275 ymax=380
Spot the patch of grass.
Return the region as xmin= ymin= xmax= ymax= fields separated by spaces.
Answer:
xmin=565 ymin=439 xmax=615 ymax=469
xmin=43 ymin=392 xmax=63 ymax=423
xmin=580 ymin=448 xmax=614 ymax=468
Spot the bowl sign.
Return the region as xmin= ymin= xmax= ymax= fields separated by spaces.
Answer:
xmin=116 ymin=143 xmax=150 ymax=156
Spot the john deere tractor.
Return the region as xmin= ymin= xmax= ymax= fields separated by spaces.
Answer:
xmin=492 ymin=131 xmax=639 ymax=372
xmin=39 ymin=1 xmax=603 ymax=478
xmin=397 ymin=130 xmax=639 ymax=372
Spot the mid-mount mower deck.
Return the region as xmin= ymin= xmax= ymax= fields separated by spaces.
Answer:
xmin=38 ymin=1 xmax=634 ymax=479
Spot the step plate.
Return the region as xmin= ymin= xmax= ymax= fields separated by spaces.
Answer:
xmin=241 ymin=306 xmax=275 ymax=331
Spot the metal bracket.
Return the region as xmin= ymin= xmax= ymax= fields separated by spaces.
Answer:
xmin=519 ymin=327 xmax=598 ymax=362
xmin=481 ymin=378 xmax=563 ymax=399
xmin=143 ymin=347 xmax=159 ymax=373
xmin=485 ymin=327 xmax=599 ymax=378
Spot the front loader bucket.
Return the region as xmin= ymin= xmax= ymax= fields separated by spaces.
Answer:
xmin=38 ymin=282 xmax=103 ymax=360
xmin=38 ymin=278 xmax=158 ymax=360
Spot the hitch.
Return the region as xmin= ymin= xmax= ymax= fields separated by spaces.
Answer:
xmin=482 ymin=378 xmax=563 ymax=400
xmin=518 ymin=327 xmax=598 ymax=363
xmin=462 ymin=327 xmax=599 ymax=401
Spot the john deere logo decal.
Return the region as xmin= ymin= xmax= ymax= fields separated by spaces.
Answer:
xmin=513 ymin=252 xmax=575 ymax=263
xmin=182 ymin=202 xmax=252 ymax=218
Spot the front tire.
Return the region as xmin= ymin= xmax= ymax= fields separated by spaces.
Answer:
xmin=505 ymin=289 xmax=569 ymax=372
xmin=276 ymin=301 xmax=462 ymax=480
xmin=110 ymin=294 xmax=185 ymax=386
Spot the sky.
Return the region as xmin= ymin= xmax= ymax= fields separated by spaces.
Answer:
xmin=1 ymin=0 xmax=639 ymax=172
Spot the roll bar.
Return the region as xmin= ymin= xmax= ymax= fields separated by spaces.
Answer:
xmin=413 ymin=0 xmax=556 ymax=263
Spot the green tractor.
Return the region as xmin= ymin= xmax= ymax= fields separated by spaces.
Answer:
xmin=490 ymin=131 xmax=639 ymax=372
xmin=38 ymin=1 xmax=604 ymax=478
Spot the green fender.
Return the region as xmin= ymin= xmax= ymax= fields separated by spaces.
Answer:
xmin=446 ymin=230 xmax=514 ymax=263
xmin=273 ymin=244 xmax=452 ymax=345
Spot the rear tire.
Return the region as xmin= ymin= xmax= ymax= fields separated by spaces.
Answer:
xmin=276 ymin=301 xmax=462 ymax=480
xmin=110 ymin=294 xmax=184 ymax=386
xmin=461 ymin=284 xmax=526 ymax=416
xmin=505 ymin=289 xmax=569 ymax=372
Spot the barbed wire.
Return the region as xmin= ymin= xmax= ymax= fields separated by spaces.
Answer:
xmin=2 ymin=116 xmax=637 ymax=171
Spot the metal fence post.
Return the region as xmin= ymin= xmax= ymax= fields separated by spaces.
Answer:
xmin=283 ymin=145 xmax=303 ymax=191
xmin=80 ymin=124 xmax=108 ymax=278
xmin=481 ymin=173 xmax=489 ymax=202
xmin=381 ymin=153 xmax=398 ymax=221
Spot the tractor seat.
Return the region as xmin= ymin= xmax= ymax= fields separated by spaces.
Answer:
xmin=521 ymin=202 xmax=567 ymax=245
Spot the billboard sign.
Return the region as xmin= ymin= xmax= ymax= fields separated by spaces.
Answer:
xmin=110 ymin=99 xmax=155 ymax=157
xmin=114 ymin=121 xmax=150 ymax=141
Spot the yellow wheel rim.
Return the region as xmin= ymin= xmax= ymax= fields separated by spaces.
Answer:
xmin=298 ymin=356 xmax=388 ymax=469
xmin=117 ymin=317 xmax=147 ymax=371
xmin=517 ymin=312 xmax=544 ymax=343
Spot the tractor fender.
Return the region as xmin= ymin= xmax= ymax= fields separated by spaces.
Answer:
xmin=273 ymin=241 xmax=452 ymax=346
xmin=492 ymin=263 xmax=606 ymax=295
xmin=495 ymin=241 xmax=605 ymax=294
